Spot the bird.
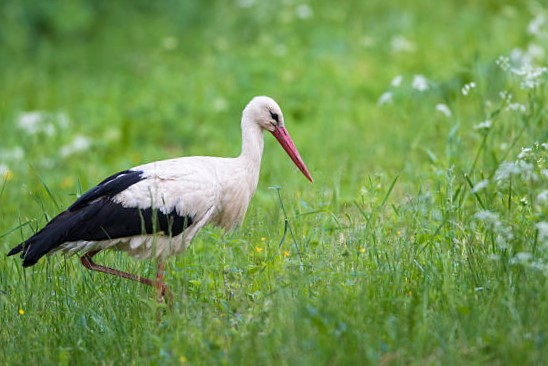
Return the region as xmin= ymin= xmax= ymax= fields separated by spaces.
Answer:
xmin=7 ymin=96 xmax=313 ymax=303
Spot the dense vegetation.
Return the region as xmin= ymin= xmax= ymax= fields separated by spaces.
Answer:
xmin=1 ymin=1 xmax=547 ymax=365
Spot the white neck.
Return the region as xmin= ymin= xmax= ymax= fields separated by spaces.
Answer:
xmin=239 ymin=118 xmax=264 ymax=158
xmin=238 ymin=118 xmax=264 ymax=181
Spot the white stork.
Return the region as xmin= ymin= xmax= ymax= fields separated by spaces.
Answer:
xmin=8 ymin=96 xmax=313 ymax=302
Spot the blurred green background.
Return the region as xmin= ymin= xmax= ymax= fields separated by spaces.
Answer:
xmin=0 ymin=0 xmax=535 ymax=197
xmin=1 ymin=1 xmax=547 ymax=365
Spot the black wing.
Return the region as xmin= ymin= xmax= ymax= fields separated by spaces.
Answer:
xmin=7 ymin=169 xmax=193 ymax=267
xmin=67 ymin=170 xmax=144 ymax=211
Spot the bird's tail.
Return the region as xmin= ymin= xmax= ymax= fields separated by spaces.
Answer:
xmin=7 ymin=238 xmax=44 ymax=267
xmin=7 ymin=235 xmax=61 ymax=267
xmin=6 ymin=211 xmax=79 ymax=267
xmin=7 ymin=204 xmax=103 ymax=267
xmin=7 ymin=243 xmax=24 ymax=257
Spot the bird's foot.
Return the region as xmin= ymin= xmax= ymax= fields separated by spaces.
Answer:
xmin=157 ymin=284 xmax=174 ymax=307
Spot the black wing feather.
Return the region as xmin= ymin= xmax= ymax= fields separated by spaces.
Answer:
xmin=68 ymin=169 xmax=143 ymax=211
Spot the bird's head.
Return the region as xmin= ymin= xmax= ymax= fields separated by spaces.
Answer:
xmin=243 ymin=96 xmax=285 ymax=132
xmin=243 ymin=96 xmax=313 ymax=183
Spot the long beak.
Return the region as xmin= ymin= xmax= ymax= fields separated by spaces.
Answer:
xmin=271 ymin=126 xmax=313 ymax=183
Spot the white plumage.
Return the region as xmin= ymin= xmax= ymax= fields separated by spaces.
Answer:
xmin=59 ymin=156 xmax=257 ymax=259
xmin=8 ymin=96 xmax=313 ymax=302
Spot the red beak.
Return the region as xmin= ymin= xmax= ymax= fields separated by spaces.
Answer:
xmin=271 ymin=126 xmax=313 ymax=183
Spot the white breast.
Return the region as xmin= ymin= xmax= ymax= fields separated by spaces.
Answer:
xmin=117 ymin=156 xmax=259 ymax=229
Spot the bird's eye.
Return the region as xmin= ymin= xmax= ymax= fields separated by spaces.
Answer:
xmin=270 ymin=111 xmax=279 ymax=123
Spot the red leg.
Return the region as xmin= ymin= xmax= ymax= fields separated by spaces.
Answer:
xmin=155 ymin=261 xmax=171 ymax=303
xmin=80 ymin=250 xmax=171 ymax=305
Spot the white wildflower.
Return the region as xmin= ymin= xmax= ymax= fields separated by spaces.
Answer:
xmin=527 ymin=43 xmax=545 ymax=61
xmin=0 ymin=163 xmax=9 ymax=176
xmin=17 ymin=111 xmax=43 ymax=131
xmin=506 ymin=103 xmax=526 ymax=113
xmin=360 ymin=35 xmax=375 ymax=48
xmin=536 ymin=222 xmax=548 ymax=245
xmin=39 ymin=158 xmax=55 ymax=169
xmin=510 ymin=48 xmax=533 ymax=68
xmin=472 ymin=179 xmax=489 ymax=193
xmin=506 ymin=48 xmax=548 ymax=89
xmin=510 ymin=252 xmax=533 ymax=265
xmin=17 ymin=111 xmax=47 ymax=135
xmin=213 ymin=97 xmax=228 ymax=112
xmin=494 ymin=162 xmax=520 ymax=183
xmin=527 ymin=14 xmax=546 ymax=36
xmin=473 ymin=119 xmax=492 ymax=131
xmin=496 ymin=56 xmax=510 ymax=71
xmin=530 ymin=261 xmax=548 ymax=274
xmin=521 ymin=67 xmax=547 ymax=89
xmin=495 ymin=227 xmax=514 ymax=249
xmin=377 ymin=91 xmax=393 ymax=106
xmin=16 ymin=111 xmax=61 ymax=136
xmin=499 ymin=90 xmax=512 ymax=101
xmin=516 ymin=160 xmax=536 ymax=180
xmin=0 ymin=147 xmax=24 ymax=161
xmin=412 ymin=75 xmax=429 ymax=91
xmin=295 ymin=4 xmax=313 ymax=19
xmin=461 ymin=82 xmax=476 ymax=95
xmin=474 ymin=209 xmax=513 ymax=248
xmin=237 ymin=0 xmax=255 ymax=8
xmin=518 ymin=147 xmax=532 ymax=160
xmin=162 ymin=36 xmax=178 ymax=51
xmin=435 ymin=103 xmax=452 ymax=117
xmin=537 ymin=190 xmax=548 ymax=204
xmin=391 ymin=75 xmax=403 ymax=87
xmin=390 ymin=35 xmax=415 ymax=53
xmin=43 ymin=123 xmax=55 ymax=136
xmin=474 ymin=210 xmax=499 ymax=224
xmin=103 ymin=128 xmax=121 ymax=142
xmin=512 ymin=64 xmax=548 ymax=89
xmin=495 ymin=160 xmax=536 ymax=183
xmin=60 ymin=135 xmax=92 ymax=158
xmin=57 ymin=112 xmax=70 ymax=128
xmin=488 ymin=254 xmax=500 ymax=261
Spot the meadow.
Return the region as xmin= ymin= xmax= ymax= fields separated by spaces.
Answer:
xmin=1 ymin=1 xmax=547 ymax=365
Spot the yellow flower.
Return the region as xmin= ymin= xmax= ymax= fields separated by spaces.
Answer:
xmin=260 ymin=237 xmax=267 ymax=242
xmin=60 ymin=177 xmax=74 ymax=189
xmin=131 ymin=153 xmax=142 ymax=164
xmin=179 ymin=355 xmax=187 ymax=364
xmin=255 ymin=246 xmax=263 ymax=253
xmin=18 ymin=309 xmax=25 ymax=315
xmin=2 ymin=169 xmax=14 ymax=181
xmin=283 ymin=251 xmax=290 ymax=257
xmin=397 ymin=230 xmax=402 ymax=237
xmin=359 ymin=247 xmax=366 ymax=253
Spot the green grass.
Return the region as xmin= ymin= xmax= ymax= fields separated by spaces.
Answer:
xmin=1 ymin=1 xmax=547 ymax=365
